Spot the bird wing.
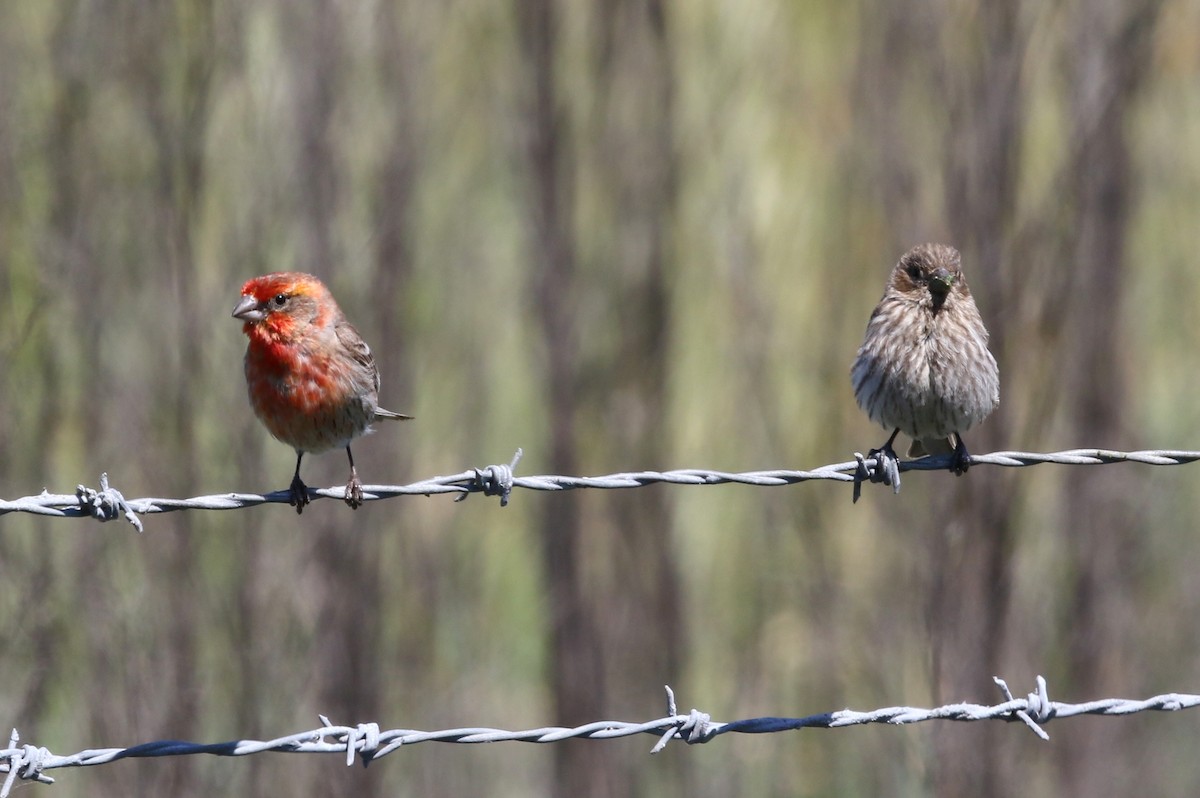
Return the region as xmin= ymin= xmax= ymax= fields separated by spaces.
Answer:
xmin=335 ymin=320 xmax=381 ymax=393
xmin=335 ymin=320 xmax=414 ymax=421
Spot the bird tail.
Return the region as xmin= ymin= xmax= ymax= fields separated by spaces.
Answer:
xmin=908 ymin=437 xmax=954 ymax=458
xmin=376 ymin=408 xmax=415 ymax=422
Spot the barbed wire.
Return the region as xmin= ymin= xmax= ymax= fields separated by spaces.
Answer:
xmin=1 ymin=678 xmax=1196 ymax=794
xmin=2 ymin=448 xmax=1198 ymax=531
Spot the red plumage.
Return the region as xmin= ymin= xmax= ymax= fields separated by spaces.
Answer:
xmin=234 ymin=272 xmax=411 ymax=513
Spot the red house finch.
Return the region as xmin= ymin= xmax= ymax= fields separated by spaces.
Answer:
xmin=233 ymin=272 xmax=412 ymax=513
xmin=851 ymin=243 xmax=999 ymax=475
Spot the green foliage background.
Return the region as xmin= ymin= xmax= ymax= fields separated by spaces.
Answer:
xmin=1 ymin=0 xmax=1198 ymax=795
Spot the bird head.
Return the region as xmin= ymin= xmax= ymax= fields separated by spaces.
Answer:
xmin=233 ymin=272 xmax=335 ymax=342
xmin=891 ymin=243 xmax=966 ymax=311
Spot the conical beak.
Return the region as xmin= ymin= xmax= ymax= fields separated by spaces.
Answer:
xmin=232 ymin=295 xmax=266 ymax=322
xmin=929 ymin=268 xmax=955 ymax=297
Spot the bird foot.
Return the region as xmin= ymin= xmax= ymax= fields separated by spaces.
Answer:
xmin=344 ymin=474 xmax=363 ymax=509
xmin=872 ymin=442 xmax=902 ymax=492
xmin=289 ymin=474 xmax=311 ymax=515
xmin=852 ymin=441 xmax=902 ymax=502
xmin=950 ymin=437 xmax=971 ymax=476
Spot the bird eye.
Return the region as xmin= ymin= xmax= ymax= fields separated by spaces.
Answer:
xmin=272 ymin=294 xmax=288 ymax=307
xmin=905 ymin=264 xmax=922 ymax=280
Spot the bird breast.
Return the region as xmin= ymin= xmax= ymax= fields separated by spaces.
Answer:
xmin=243 ymin=339 xmax=380 ymax=454
xmin=852 ymin=293 xmax=998 ymax=440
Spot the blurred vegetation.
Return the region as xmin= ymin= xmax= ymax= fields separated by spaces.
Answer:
xmin=0 ymin=0 xmax=1198 ymax=795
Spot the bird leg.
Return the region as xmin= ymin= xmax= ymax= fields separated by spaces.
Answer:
xmin=881 ymin=427 xmax=901 ymax=455
xmin=289 ymin=451 xmax=310 ymax=514
xmin=950 ymin=434 xmax=971 ymax=476
xmin=344 ymin=446 xmax=364 ymax=509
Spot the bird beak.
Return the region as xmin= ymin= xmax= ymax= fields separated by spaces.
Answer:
xmin=232 ymin=295 xmax=266 ymax=322
xmin=929 ymin=268 xmax=955 ymax=296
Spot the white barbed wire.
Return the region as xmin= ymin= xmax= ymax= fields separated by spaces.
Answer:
xmin=2 ymin=448 xmax=1198 ymax=531
xmin=0 ymin=678 xmax=1196 ymax=794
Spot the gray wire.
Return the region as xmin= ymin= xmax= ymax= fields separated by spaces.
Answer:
xmin=1 ymin=678 xmax=1196 ymax=794
xmin=2 ymin=448 xmax=1198 ymax=530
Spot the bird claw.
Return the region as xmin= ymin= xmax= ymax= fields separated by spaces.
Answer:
xmin=950 ymin=435 xmax=971 ymax=476
xmin=872 ymin=443 xmax=902 ymax=493
xmin=853 ymin=442 xmax=902 ymax=502
xmin=289 ymin=475 xmax=311 ymax=515
xmin=344 ymin=476 xmax=363 ymax=509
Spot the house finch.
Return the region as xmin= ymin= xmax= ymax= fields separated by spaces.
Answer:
xmin=233 ymin=272 xmax=412 ymax=513
xmin=850 ymin=243 xmax=999 ymax=475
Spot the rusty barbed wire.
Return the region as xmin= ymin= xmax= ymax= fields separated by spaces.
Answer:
xmin=1 ymin=678 xmax=1197 ymax=795
xmin=2 ymin=448 xmax=1199 ymax=531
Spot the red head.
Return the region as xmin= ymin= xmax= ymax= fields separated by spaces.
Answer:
xmin=232 ymin=272 xmax=339 ymax=343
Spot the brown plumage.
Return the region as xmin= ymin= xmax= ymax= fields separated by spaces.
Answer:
xmin=851 ymin=243 xmax=999 ymax=474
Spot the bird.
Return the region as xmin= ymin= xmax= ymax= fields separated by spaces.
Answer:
xmin=233 ymin=272 xmax=412 ymax=513
xmin=850 ymin=243 xmax=999 ymax=475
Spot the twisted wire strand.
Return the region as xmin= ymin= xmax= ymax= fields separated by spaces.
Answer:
xmin=1 ymin=679 xmax=1196 ymax=794
xmin=2 ymin=448 xmax=1198 ymax=531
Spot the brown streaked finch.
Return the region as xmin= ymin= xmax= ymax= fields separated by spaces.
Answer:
xmin=233 ymin=272 xmax=412 ymax=514
xmin=850 ymin=243 xmax=999 ymax=476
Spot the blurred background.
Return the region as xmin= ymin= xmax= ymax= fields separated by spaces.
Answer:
xmin=1 ymin=0 xmax=1198 ymax=795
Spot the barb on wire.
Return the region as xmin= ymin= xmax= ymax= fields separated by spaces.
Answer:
xmin=0 ymin=679 xmax=1197 ymax=795
xmin=2 ymin=448 xmax=1198 ymax=530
